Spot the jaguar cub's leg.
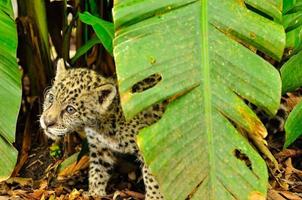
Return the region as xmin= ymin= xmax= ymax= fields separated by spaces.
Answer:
xmin=86 ymin=128 xmax=116 ymax=196
xmin=135 ymin=153 xmax=163 ymax=200
xmin=117 ymin=132 xmax=164 ymax=199
xmin=142 ymin=164 xmax=163 ymax=200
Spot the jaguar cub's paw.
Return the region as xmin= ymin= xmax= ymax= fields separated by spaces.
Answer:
xmin=88 ymin=182 xmax=107 ymax=197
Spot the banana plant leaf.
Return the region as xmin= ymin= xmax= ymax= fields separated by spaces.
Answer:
xmin=281 ymin=50 xmax=302 ymax=93
xmin=280 ymin=1 xmax=302 ymax=148
xmin=245 ymin=0 xmax=282 ymax=22
xmin=0 ymin=0 xmax=21 ymax=181
xmin=79 ymin=12 xmax=114 ymax=55
xmin=113 ymin=0 xmax=284 ymax=199
xmin=283 ymin=1 xmax=302 ymax=53
xmin=284 ymin=100 xmax=302 ymax=148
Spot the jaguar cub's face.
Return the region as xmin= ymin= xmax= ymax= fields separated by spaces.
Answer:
xmin=40 ymin=59 xmax=117 ymax=140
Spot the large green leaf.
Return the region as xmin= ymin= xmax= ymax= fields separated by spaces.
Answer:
xmin=79 ymin=12 xmax=114 ymax=55
xmin=281 ymin=1 xmax=302 ymax=94
xmin=283 ymin=0 xmax=296 ymax=14
xmin=113 ymin=0 xmax=284 ymax=199
xmin=280 ymin=50 xmax=302 ymax=93
xmin=0 ymin=0 xmax=21 ymax=181
xmin=280 ymin=0 xmax=302 ymax=147
xmin=284 ymin=100 xmax=302 ymax=148
xmin=245 ymin=0 xmax=282 ymax=22
xmin=282 ymin=1 xmax=302 ymax=53
xmin=71 ymin=36 xmax=101 ymax=64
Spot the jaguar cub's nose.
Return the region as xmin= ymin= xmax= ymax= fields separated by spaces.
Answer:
xmin=43 ymin=115 xmax=57 ymax=128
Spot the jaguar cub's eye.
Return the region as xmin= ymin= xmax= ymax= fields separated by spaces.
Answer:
xmin=48 ymin=93 xmax=54 ymax=103
xmin=66 ymin=105 xmax=76 ymax=114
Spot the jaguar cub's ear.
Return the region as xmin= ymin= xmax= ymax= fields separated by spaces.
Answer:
xmin=55 ymin=58 xmax=67 ymax=81
xmin=96 ymin=84 xmax=117 ymax=113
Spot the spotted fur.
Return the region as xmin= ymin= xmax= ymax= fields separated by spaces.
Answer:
xmin=40 ymin=59 xmax=164 ymax=199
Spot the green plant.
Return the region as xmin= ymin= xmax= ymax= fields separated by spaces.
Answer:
xmin=112 ymin=0 xmax=284 ymax=199
xmin=0 ymin=0 xmax=21 ymax=181
xmin=279 ymin=1 xmax=302 ymax=148
xmin=6 ymin=0 xmax=302 ymax=199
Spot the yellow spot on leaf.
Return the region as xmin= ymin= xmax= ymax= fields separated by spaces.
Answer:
xmin=137 ymin=135 xmax=142 ymax=149
xmin=238 ymin=106 xmax=267 ymax=138
xmin=149 ymin=56 xmax=156 ymax=64
xmin=249 ymin=191 xmax=266 ymax=200
xmin=238 ymin=107 xmax=279 ymax=171
xmin=121 ymin=90 xmax=132 ymax=104
xmin=250 ymin=32 xmax=256 ymax=39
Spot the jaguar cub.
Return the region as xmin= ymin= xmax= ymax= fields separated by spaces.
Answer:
xmin=40 ymin=59 xmax=164 ymax=199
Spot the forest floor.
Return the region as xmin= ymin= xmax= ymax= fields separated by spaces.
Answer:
xmin=0 ymin=140 xmax=147 ymax=200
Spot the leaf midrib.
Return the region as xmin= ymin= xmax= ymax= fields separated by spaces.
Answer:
xmin=200 ymin=0 xmax=216 ymax=199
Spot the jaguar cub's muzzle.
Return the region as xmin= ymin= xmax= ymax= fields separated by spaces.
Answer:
xmin=40 ymin=112 xmax=67 ymax=140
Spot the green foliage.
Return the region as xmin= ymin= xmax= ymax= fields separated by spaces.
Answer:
xmin=71 ymin=36 xmax=101 ymax=64
xmin=284 ymin=101 xmax=302 ymax=148
xmin=17 ymin=0 xmax=52 ymax=95
xmin=283 ymin=0 xmax=302 ymax=53
xmin=280 ymin=1 xmax=302 ymax=148
xmin=281 ymin=1 xmax=302 ymax=94
xmin=283 ymin=0 xmax=296 ymax=14
xmin=281 ymin=51 xmax=302 ymax=93
xmin=79 ymin=12 xmax=114 ymax=55
xmin=49 ymin=144 xmax=62 ymax=158
xmin=58 ymin=152 xmax=79 ymax=172
xmin=0 ymin=0 xmax=21 ymax=181
xmin=113 ymin=0 xmax=284 ymax=199
xmin=245 ymin=0 xmax=282 ymax=22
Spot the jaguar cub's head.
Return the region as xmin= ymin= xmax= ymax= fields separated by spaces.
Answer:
xmin=40 ymin=59 xmax=117 ymax=140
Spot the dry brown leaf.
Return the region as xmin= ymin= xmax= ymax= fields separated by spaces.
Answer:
xmin=113 ymin=190 xmax=144 ymax=200
xmin=48 ymin=194 xmax=56 ymax=200
xmin=68 ymin=189 xmax=80 ymax=200
xmin=267 ymin=189 xmax=287 ymax=200
xmin=54 ymin=186 xmax=64 ymax=197
xmin=30 ymin=189 xmax=44 ymax=199
xmin=6 ymin=177 xmax=33 ymax=187
xmin=38 ymin=180 xmax=48 ymax=190
xmin=248 ymin=132 xmax=279 ymax=172
xmin=7 ymin=189 xmax=31 ymax=199
xmin=279 ymin=191 xmax=302 ymax=200
xmin=0 ymin=196 xmax=11 ymax=200
xmin=285 ymin=158 xmax=294 ymax=180
xmin=276 ymin=149 xmax=302 ymax=160
xmin=122 ymin=190 xmax=144 ymax=199
xmin=58 ymin=156 xmax=89 ymax=178
xmin=40 ymin=193 xmax=45 ymax=200
xmin=11 ymin=97 xmax=39 ymax=177
xmin=284 ymin=93 xmax=302 ymax=111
